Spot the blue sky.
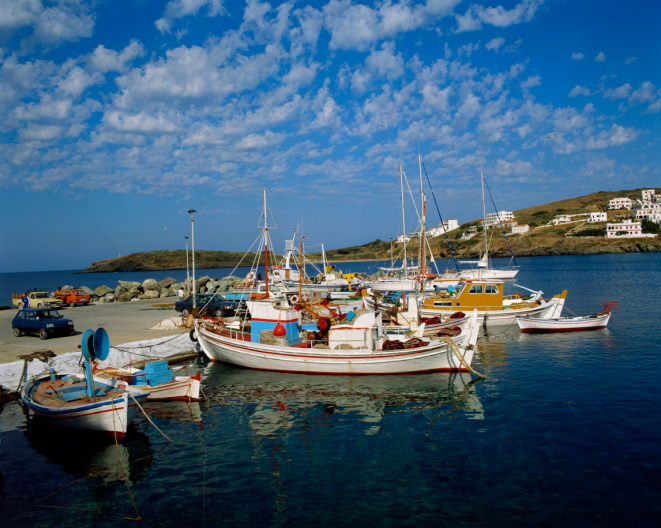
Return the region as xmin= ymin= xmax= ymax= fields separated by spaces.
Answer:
xmin=1 ymin=0 xmax=659 ymax=272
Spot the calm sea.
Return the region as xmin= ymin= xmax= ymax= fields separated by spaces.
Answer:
xmin=1 ymin=253 xmax=660 ymax=527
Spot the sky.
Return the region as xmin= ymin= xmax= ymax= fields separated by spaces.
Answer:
xmin=0 ymin=0 xmax=659 ymax=272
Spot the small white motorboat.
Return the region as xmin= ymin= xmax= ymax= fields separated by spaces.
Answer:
xmin=516 ymin=302 xmax=618 ymax=333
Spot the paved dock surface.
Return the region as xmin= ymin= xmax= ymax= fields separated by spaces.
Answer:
xmin=0 ymin=298 xmax=188 ymax=365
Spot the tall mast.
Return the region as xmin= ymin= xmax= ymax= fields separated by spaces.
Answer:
xmin=418 ymin=154 xmax=426 ymax=276
xmin=481 ymin=170 xmax=488 ymax=269
xmin=263 ymin=188 xmax=269 ymax=297
xmin=400 ymin=165 xmax=407 ymax=272
xmin=299 ymin=235 xmax=304 ymax=299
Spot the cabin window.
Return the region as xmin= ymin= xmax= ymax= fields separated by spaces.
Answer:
xmin=433 ymin=301 xmax=452 ymax=307
xmin=469 ymin=285 xmax=483 ymax=294
xmin=485 ymin=285 xmax=499 ymax=294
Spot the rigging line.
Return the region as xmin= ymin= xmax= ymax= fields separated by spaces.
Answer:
xmin=482 ymin=175 xmax=518 ymax=266
xmin=421 ymin=161 xmax=460 ymax=271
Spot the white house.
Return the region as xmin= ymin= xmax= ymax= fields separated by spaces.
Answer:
xmin=396 ymin=233 xmax=412 ymax=243
xmin=634 ymin=203 xmax=661 ymax=224
xmin=484 ymin=211 xmax=514 ymax=228
xmin=608 ymin=197 xmax=634 ymax=210
xmin=606 ymin=219 xmax=656 ymax=238
xmin=588 ymin=212 xmax=607 ymax=222
xmin=426 ymin=218 xmax=459 ymax=237
xmin=511 ymin=224 xmax=530 ymax=234
xmin=552 ymin=214 xmax=573 ymax=225
xmin=641 ymin=189 xmax=656 ymax=203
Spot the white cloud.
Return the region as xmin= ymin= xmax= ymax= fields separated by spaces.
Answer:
xmin=630 ymin=81 xmax=656 ymax=103
xmin=236 ymin=130 xmax=282 ymax=150
xmin=156 ymin=0 xmax=225 ymax=34
xmin=0 ymin=0 xmax=42 ymax=30
xmin=103 ymin=111 xmax=179 ymax=134
xmin=27 ymin=5 xmax=94 ymax=49
xmin=455 ymin=0 xmax=544 ymax=32
xmin=366 ymin=42 xmax=404 ymax=80
xmin=569 ymin=85 xmax=591 ymax=97
xmin=58 ymin=66 xmax=97 ymax=98
xmin=571 ymin=52 xmax=584 ymax=60
xmin=421 ymin=84 xmax=451 ymax=111
xmin=88 ymin=41 xmax=145 ymax=73
xmin=486 ymin=37 xmax=505 ymax=51
xmin=604 ymin=83 xmax=632 ymax=100
xmin=586 ymin=124 xmax=638 ymax=150
xmin=322 ymin=0 xmax=458 ymax=51
xmin=595 ymin=51 xmax=606 ymax=62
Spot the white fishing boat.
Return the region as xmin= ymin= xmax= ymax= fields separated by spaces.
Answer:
xmin=94 ymin=360 xmax=201 ymax=402
xmin=516 ymin=302 xmax=617 ymax=333
xmin=420 ymin=279 xmax=567 ymax=327
xmin=19 ymin=328 xmax=148 ymax=440
xmin=195 ymin=298 xmax=481 ymax=375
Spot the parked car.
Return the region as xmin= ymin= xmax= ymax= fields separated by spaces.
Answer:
xmin=12 ymin=308 xmax=74 ymax=339
xmin=11 ymin=290 xmax=62 ymax=309
xmin=175 ymin=293 xmax=239 ymax=318
xmin=57 ymin=288 xmax=91 ymax=306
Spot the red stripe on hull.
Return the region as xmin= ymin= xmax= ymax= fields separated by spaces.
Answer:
xmin=520 ymin=325 xmax=607 ymax=333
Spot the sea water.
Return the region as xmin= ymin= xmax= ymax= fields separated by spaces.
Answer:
xmin=1 ymin=253 xmax=660 ymax=527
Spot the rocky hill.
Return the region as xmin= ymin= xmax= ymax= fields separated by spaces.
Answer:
xmin=83 ymin=188 xmax=660 ymax=272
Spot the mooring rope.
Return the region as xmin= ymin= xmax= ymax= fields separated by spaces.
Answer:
xmin=129 ymin=392 xmax=173 ymax=443
xmin=442 ymin=337 xmax=486 ymax=379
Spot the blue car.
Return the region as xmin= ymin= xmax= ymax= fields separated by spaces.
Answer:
xmin=12 ymin=308 xmax=74 ymax=339
xmin=174 ymin=293 xmax=240 ymax=318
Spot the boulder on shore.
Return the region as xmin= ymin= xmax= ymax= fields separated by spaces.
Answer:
xmin=95 ymin=285 xmax=114 ymax=297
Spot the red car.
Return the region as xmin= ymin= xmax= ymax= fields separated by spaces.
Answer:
xmin=58 ymin=288 xmax=91 ymax=306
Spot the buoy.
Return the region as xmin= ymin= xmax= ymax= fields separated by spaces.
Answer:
xmin=273 ymin=323 xmax=286 ymax=337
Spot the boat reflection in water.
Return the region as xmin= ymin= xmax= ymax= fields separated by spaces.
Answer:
xmin=24 ymin=417 xmax=154 ymax=484
xmin=201 ymin=363 xmax=484 ymax=437
xmin=142 ymin=400 xmax=202 ymax=423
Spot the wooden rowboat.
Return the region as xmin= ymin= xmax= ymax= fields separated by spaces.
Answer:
xmin=19 ymin=328 xmax=149 ymax=440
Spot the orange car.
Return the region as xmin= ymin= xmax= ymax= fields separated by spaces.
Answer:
xmin=58 ymin=288 xmax=91 ymax=306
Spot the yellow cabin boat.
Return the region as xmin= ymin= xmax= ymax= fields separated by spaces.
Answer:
xmin=420 ymin=280 xmax=567 ymax=326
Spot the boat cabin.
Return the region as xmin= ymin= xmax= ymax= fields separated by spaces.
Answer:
xmin=422 ymin=280 xmax=505 ymax=312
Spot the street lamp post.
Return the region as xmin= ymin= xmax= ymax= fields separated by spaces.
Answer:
xmin=188 ymin=209 xmax=197 ymax=310
xmin=184 ymin=235 xmax=190 ymax=295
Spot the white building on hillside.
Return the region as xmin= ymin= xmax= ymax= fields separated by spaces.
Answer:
xmin=588 ymin=212 xmax=607 ymax=222
xmin=552 ymin=213 xmax=589 ymax=225
xmin=511 ymin=224 xmax=530 ymax=234
xmin=484 ymin=211 xmax=514 ymax=228
xmin=606 ymin=220 xmax=656 ymax=238
xmin=641 ymin=189 xmax=657 ymax=203
xmin=608 ymin=197 xmax=634 ymax=210
xmin=427 ymin=219 xmax=459 ymax=237
xmin=635 ymin=203 xmax=661 ymax=224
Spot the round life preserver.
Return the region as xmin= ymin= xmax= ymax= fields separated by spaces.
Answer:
xmin=290 ymin=294 xmax=299 ymax=304
xmin=301 ymin=293 xmax=310 ymax=302
xmin=246 ymin=271 xmax=256 ymax=282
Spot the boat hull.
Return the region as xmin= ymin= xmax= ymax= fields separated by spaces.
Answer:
xmin=20 ymin=374 xmax=147 ymax=440
xmin=517 ymin=313 xmax=611 ymax=333
xmin=421 ymin=296 xmax=566 ymax=326
xmin=196 ymin=312 xmax=480 ymax=375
